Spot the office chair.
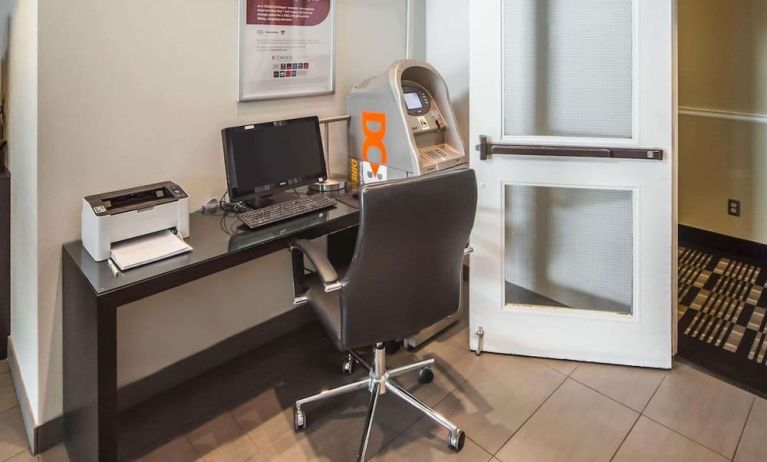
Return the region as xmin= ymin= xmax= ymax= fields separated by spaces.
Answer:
xmin=289 ymin=168 xmax=477 ymax=461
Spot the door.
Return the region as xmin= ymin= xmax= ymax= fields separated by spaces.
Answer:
xmin=469 ymin=0 xmax=676 ymax=368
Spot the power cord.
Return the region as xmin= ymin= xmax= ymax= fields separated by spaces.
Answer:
xmin=217 ymin=191 xmax=248 ymax=236
xmin=218 ymin=191 xmax=248 ymax=214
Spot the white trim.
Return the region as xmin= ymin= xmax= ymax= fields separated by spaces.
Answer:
xmin=679 ymin=106 xmax=767 ymax=125
xmin=500 ymin=180 xmax=641 ymax=324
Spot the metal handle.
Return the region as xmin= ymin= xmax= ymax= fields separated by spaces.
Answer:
xmin=464 ymin=246 xmax=474 ymax=256
xmin=477 ymin=135 xmax=663 ymax=161
xmin=318 ymin=115 xmax=351 ymax=173
xmin=319 ymin=114 xmax=351 ymax=124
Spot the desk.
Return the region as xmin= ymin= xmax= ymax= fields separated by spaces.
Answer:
xmin=62 ymin=197 xmax=359 ymax=462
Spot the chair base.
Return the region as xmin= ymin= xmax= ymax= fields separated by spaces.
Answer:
xmin=294 ymin=343 xmax=465 ymax=461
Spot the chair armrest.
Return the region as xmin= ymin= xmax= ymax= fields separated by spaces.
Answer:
xmin=291 ymin=239 xmax=341 ymax=291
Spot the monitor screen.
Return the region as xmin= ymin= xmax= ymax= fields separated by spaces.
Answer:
xmin=404 ymin=92 xmax=423 ymax=110
xmin=222 ymin=117 xmax=327 ymax=202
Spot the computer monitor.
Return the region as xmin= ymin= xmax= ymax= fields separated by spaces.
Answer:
xmin=222 ymin=116 xmax=327 ymax=206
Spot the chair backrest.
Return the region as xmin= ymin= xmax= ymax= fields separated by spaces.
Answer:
xmin=339 ymin=168 xmax=477 ymax=349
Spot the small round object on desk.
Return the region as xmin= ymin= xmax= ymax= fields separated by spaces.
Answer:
xmin=201 ymin=199 xmax=219 ymax=215
xmin=310 ymin=177 xmax=347 ymax=192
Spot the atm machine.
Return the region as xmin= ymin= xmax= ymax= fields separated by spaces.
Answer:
xmin=347 ymin=60 xmax=469 ymax=348
xmin=347 ymin=59 xmax=467 ymax=184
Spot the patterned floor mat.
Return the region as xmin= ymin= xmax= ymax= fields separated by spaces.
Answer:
xmin=678 ymin=246 xmax=767 ymax=395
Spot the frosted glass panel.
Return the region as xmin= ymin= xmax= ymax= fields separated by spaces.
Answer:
xmin=505 ymin=185 xmax=634 ymax=314
xmin=503 ymin=0 xmax=633 ymax=138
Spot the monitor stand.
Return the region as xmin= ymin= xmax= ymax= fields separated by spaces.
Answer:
xmin=309 ymin=176 xmax=347 ymax=192
xmin=245 ymin=196 xmax=275 ymax=209
xmin=244 ymin=191 xmax=300 ymax=210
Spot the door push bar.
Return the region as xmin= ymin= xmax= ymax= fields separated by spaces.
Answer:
xmin=476 ymin=135 xmax=663 ymax=161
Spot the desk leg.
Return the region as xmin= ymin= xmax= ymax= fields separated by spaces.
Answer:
xmin=63 ymin=255 xmax=118 ymax=462
xmin=327 ymin=227 xmax=358 ymax=268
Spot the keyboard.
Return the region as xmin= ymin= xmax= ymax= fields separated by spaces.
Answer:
xmin=237 ymin=195 xmax=337 ymax=230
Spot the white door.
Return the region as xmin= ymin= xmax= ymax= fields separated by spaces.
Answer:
xmin=469 ymin=0 xmax=676 ymax=368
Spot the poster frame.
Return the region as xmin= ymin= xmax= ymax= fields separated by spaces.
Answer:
xmin=238 ymin=0 xmax=336 ymax=102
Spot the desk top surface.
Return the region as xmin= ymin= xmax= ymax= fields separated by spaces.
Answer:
xmin=63 ymin=195 xmax=359 ymax=297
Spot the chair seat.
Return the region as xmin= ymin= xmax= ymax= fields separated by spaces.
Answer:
xmin=305 ymin=272 xmax=345 ymax=350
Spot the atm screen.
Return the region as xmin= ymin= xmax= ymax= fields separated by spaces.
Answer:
xmin=404 ymin=92 xmax=423 ymax=110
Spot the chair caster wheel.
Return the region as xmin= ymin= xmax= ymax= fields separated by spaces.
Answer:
xmin=294 ymin=408 xmax=307 ymax=432
xmin=342 ymin=359 xmax=354 ymax=376
xmin=385 ymin=340 xmax=401 ymax=355
xmin=418 ymin=367 xmax=434 ymax=384
xmin=448 ymin=429 xmax=465 ymax=452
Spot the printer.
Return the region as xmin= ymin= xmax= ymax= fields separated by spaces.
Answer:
xmin=81 ymin=181 xmax=190 ymax=262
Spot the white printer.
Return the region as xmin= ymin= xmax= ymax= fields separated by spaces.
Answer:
xmin=81 ymin=181 xmax=190 ymax=262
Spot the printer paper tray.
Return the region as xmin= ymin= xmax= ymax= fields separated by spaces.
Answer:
xmin=110 ymin=230 xmax=192 ymax=271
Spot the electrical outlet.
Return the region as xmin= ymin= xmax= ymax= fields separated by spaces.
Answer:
xmin=728 ymin=199 xmax=741 ymax=217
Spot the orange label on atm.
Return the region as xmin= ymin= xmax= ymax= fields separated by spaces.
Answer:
xmin=361 ymin=111 xmax=388 ymax=177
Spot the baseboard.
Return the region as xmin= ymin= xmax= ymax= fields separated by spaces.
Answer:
xmin=679 ymin=225 xmax=767 ymax=266
xmin=7 ymin=338 xmax=66 ymax=455
xmin=7 ymin=339 xmax=34 ymax=451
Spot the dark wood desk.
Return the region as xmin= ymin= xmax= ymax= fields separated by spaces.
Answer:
xmin=62 ymin=198 xmax=359 ymax=462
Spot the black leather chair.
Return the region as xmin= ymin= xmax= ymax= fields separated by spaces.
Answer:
xmin=290 ymin=168 xmax=477 ymax=461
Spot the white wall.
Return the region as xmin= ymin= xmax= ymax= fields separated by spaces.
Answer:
xmin=6 ymin=0 xmax=40 ymax=422
xmin=426 ymin=0 xmax=469 ymax=147
xmin=29 ymin=0 xmax=413 ymax=425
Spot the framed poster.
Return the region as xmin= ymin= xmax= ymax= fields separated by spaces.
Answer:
xmin=239 ymin=0 xmax=336 ymax=101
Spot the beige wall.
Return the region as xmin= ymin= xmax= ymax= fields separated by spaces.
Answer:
xmin=31 ymin=0 xmax=413 ymax=424
xmin=425 ymin=0 xmax=469 ymax=147
xmin=679 ymin=0 xmax=767 ymax=242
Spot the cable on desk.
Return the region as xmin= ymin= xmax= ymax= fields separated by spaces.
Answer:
xmin=218 ymin=191 xmax=247 ymax=214
xmin=219 ymin=211 xmax=245 ymax=236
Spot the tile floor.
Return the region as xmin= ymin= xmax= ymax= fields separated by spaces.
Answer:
xmin=1 ymin=320 xmax=766 ymax=461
